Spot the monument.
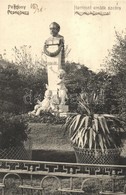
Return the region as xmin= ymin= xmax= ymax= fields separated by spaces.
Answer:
xmin=44 ymin=22 xmax=68 ymax=114
xmin=44 ymin=22 xmax=64 ymax=93
xmin=29 ymin=22 xmax=68 ymax=116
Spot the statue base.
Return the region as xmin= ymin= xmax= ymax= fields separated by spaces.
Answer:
xmin=59 ymin=112 xmax=69 ymax=117
xmin=59 ymin=105 xmax=69 ymax=113
xmin=58 ymin=105 xmax=69 ymax=117
xmin=59 ymin=112 xmax=77 ymax=118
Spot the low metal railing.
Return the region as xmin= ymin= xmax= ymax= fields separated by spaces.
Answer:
xmin=0 ymin=159 xmax=126 ymax=194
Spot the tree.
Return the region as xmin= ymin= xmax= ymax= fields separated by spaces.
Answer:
xmin=0 ymin=60 xmax=24 ymax=114
xmin=12 ymin=45 xmax=48 ymax=107
xmin=104 ymin=30 xmax=126 ymax=120
xmin=12 ymin=45 xmax=46 ymax=74
xmin=64 ymin=62 xmax=96 ymax=112
xmin=0 ymin=58 xmax=48 ymax=114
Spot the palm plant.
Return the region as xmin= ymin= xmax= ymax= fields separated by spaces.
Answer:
xmin=65 ymin=92 xmax=125 ymax=153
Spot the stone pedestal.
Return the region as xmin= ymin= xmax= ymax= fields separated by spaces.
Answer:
xmin=46 ymin=45 xmax=62 ymax=95
xmin=59 ymin=105 xmax=69 ymax=113
xmin=59 ymin=105 xmax=69 ymax=117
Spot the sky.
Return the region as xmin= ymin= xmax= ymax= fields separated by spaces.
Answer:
xmin=0 ymin=0 xmax=126 ymax=72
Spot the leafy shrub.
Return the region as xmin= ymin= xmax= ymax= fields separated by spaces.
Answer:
xmin=26 ymin=112 xmax=66 ymax=124
xmin=65 ymin=93 xmax=125 ymax=151
xmin=0 ymin=59 xmax=48 ymax=114
xmin=0 ymin=113 xmax=30 ymax=149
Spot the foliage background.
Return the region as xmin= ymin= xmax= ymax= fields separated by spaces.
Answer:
xmin=0 ymin=33 xmax=126 ymax=118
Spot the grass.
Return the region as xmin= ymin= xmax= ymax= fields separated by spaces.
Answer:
xmin=29 ymin=122 xmax=126 ymax=163
xmin=29 ymin=123 xmax=73 ymax=151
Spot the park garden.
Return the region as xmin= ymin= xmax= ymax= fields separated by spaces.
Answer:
xmin=0 ymin=30 xmax=126 ymax=194
xmin=0 ymin=31 xmax=126 ymax=162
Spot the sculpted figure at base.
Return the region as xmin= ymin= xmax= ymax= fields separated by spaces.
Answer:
xmin=28 ymin=89 xmax=52 ymax=116
xmin=44 ymin=69 xmax=68 ymax=107
xmin=57 ymin=69 xmax=68 ymax=105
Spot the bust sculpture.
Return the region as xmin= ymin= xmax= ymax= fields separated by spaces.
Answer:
xmin=44 ymin=22 xmax=64 ymax=57
xmin=46 ymin=22 xmax=64 ymax=42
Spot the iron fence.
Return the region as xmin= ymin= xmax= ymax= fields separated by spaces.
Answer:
xmin=0 ymin=159 xmax=125 ymax=194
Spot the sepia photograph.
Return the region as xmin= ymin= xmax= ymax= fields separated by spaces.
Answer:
xmin=0 ymin=0 xmax=126 ymax=194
